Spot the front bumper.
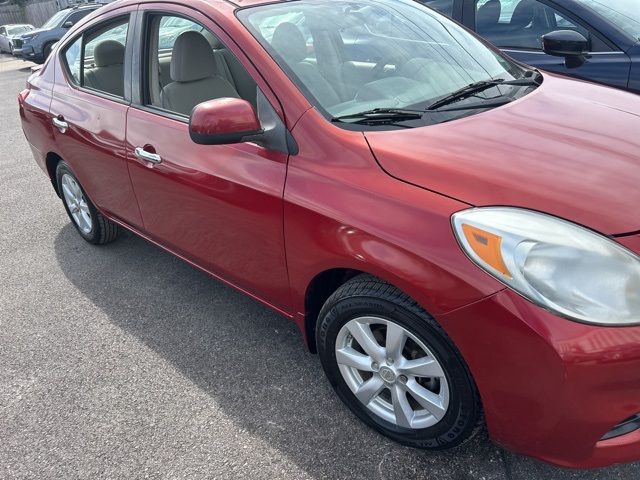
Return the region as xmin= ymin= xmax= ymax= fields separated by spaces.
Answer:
xmin=13 ymin=44 xmax=38 ymax=60
xmin=437 ymin=288 xmax=640 ymax=468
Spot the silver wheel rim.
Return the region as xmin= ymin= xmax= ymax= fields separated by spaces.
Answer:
xmin=61 ymin=174 xmax=92 ymax=235
xmin=336 ymin=317 xmax=450 ymax=429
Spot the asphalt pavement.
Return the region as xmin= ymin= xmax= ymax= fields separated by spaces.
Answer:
xmin=1 ymin=53 xmax=638 ymax=479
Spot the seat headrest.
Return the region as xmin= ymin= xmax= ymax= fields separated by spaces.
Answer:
xmin=171 ymin=31 xmax=216 ymax=83
xmin=477 ymin=0 xmax=501 ymax=30
xmin=510 ymin=0 xmax=536 ymax=29
xmin=94 ymin=40 xmax=125 ymax=67
xmin=271 ymin=22 xmax=307 ymax=64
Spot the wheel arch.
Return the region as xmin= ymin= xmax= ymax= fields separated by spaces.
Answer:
xmin=304 ymin=268 xmax=364 ymax=352
xmin=302 ymin=265 xmax=440 ymax=353
xmin=45 ymin=151 xmax=64 ymax=196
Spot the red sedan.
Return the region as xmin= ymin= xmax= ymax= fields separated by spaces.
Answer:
xmin=18 ymin=0 xmax=640 ymax=469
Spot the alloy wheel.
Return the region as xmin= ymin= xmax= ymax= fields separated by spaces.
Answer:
xmin=61 ymin=174 xmax=93 ymax=234
xmin=335 ymin=316 xmax=450 ymax=429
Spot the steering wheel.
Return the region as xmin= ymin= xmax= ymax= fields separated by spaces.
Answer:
xmin=371 ymin=55 xmax=397 ymax=79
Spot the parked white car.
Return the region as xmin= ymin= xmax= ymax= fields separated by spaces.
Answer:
xmin=0 ymin=24 xmax=35 ymax=54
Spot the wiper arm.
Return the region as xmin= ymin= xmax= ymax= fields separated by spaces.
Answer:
xmin=332 ymin=108 xmax=424 ymax=124
xmin=426 ymin=77 xmax=539 ymax=111
xmin=434 ymin=97 xmax=514 ymax=112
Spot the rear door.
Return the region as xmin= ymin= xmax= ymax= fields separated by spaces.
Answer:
xmin=50 ymin=7 xmax=143 ymax=228
xmin=125 ymin=4 xmax=291 ymax=310
xmin=467 ymin=0 xmax=631 ymax=90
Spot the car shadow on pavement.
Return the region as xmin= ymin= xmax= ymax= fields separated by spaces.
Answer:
xmin=53 ymin=224 xmax=639 ymax=480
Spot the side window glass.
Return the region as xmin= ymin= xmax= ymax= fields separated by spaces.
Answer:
xmin=64 ymin=37 xmax=82 ymax=85
xmin=475 ymin=0 xmax=591 ymax=51
xmin=417 ymin=0 xmax=455 ymax=17
xmin=145 ymin=14 xmax=258 ymax=116
xmin=62 ymin=17 xmax=129 ymax=98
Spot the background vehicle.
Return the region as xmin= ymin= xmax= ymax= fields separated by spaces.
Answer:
xmin=13 ymin=4 xmax=99 ymax=63
xmin=418 ymin=0 xmax=640 ymax=93
xmin=0 ymin=24 xmax=34 ymax=54
xmin=17 ymin=0 xmax=640 ymax=469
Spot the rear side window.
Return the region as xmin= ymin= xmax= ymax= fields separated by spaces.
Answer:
xmin=64 ymin=37 xmax=82 ymax=84
xmin=62 ymin=16 xmax=130 ymax=99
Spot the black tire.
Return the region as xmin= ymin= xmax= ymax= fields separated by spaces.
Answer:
xmin=56 ymin=161 xmax=119 ymax=245
xmin=316 ymin=274 xmax=482 ymax=450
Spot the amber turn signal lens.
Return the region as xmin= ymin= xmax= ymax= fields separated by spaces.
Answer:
xmin=461 ymin=224 xmax=511 ymax=278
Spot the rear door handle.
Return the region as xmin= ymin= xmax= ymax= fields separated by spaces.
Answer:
xmin=52 ymin=116 xmax=68 ymax=133
xmin=134 ymin=147 xmax=162 ymax=165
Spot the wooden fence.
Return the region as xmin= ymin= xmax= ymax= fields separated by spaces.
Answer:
xmin=0 ymin=0 xmax=59 ymax=28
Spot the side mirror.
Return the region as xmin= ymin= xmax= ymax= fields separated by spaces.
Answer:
xmin=189 ymin=98 xmax=263 ymax=146
xmin=542 ymin=30 xmax=588 ymax=68
xmin=63 ymin=21 xmax=74 ymax=28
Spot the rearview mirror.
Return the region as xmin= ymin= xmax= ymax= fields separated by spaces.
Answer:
xmin=542 ymin=30 xmax=588 ymax=68
xmin=63 ymin=21 xmax=74 ymax=28
xmin=189 ymin=98 xmax=263 ymax=146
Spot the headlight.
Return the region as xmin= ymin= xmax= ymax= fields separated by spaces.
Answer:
xmin=23 ymin=34 xmax=38 ymax=42
xmin=452 ymin=207 xmax=640 ymax=326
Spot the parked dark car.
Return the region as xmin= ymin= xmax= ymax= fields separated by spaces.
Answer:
xmin=0 ymin=24 xmax=34 ymax=54
xmin=13 ymin=4 xmax=100 ymax=63
xmin=418 ymin=0 xmax=640 ymax=93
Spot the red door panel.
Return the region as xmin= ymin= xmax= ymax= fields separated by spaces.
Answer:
xmin=19 ymin=65 xmax=57 ymax=175
xmin=48 ymin=14 xmax=143 ymax=229
xmin=126 ymin=108 xmax=291 ymax=310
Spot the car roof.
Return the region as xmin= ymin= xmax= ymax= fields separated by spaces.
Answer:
xmin=64 ymin=4 xmax=101 ymax=11
xmin=226 ymin=0 xmax=290 ymax=6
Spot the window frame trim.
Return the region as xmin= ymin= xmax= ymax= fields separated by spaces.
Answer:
xmin=58 ymin=9 xmax=138 ymax=106
xmin=134 ymin=9 xmax=248 ymax=122
xmin=130 ymin=3 xmax=285 ymax=127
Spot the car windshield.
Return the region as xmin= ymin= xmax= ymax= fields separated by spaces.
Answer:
xmin=576 ymin=0 xmax=640 ymax=42
xmin=42 ymin=10 xmax=69 ymax=29
xmin=7 ymin=25 xmax=32 ymax=35
xmin=239 ymin=0 xmax=528 ymax=124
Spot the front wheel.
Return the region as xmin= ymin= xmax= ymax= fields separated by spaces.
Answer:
xmin=56 ymin=162 xmax=119 ymax=245
xmin=316 ymin=275 xmax=482 ymax=450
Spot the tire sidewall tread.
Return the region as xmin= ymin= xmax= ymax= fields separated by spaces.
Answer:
xmin=316 ymin=274 xmax=482 ymax=451
xmin=55 ymin=161 xmax=119 ymax=245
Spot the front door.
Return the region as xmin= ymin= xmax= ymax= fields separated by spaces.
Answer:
xmin=126 ymin=6 xmax=291 ymax=310
xmin=470 ymin=0 xmax=631 ymax=90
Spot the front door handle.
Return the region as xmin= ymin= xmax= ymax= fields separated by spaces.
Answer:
xmin=134 ymin=147 xmax=162 ymax=165
xmin=52 ymin=116 xmax=68 ymax=133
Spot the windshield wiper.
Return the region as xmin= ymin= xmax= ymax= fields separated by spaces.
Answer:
xmin=434 ymin=97 xmax=514 ymax=112
xmin=426 ymin=77 xmax=540 ymax=111
xmin=332 ymin=108 xmax=424 ymax=124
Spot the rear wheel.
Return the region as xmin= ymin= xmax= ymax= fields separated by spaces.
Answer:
xmin=56 ymin=162 xmax=119 ymax=245
xmin=316 ymin=274 xmax=482 ymax=450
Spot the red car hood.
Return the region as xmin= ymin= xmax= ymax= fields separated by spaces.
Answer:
xmin=365 ymin=73 xmax=640 ymax=235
